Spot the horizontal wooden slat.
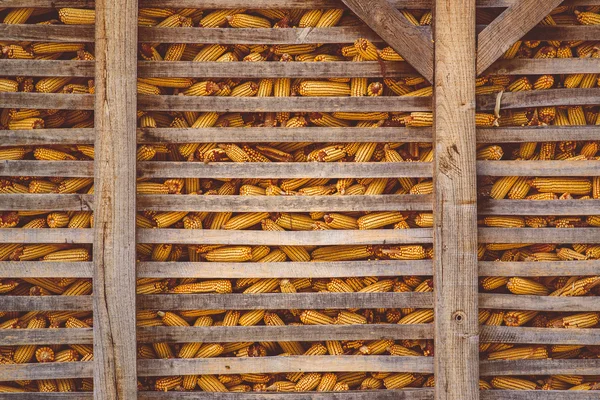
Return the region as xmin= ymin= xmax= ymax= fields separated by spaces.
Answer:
xmin=138 ymin=292 xmax=433 ymax=310
xmin=481 ymin=392 xmax=600 ymax=400
xmin=1 ymin=295 xmax=92 ymax=312
xmin=0 ymin=0 xmax=94 ymax=6
xmin=137 ymin=194 xmax=433 ymax=212
xmin=0 ymin=328 xmax=93 ymax=345
xmin=139 ymin=61 xmax=414 ymax=78
xmin=479 ymin=293 xmax=600 ymax=312
xmin=0 ymin=194 xmax=93 ymax=211
xmin=0 ymin=93 xmax=94 ymax=110
xmin=137 ymin=324 xmax=434 ymax=343
xmin=0 ymin=60 xmax=95 ymax=77
xmin=0 ymin=261 xmax=93 ymax=278
xmin=138 ymin=391 xmax=434 ymax=400
xmin=476 ymin=126 xmax=600 ymax=143
xmin=137 ymin=355 xmax=434 ymax=376
xmin=137 ymin=162 xmax=432 ymax=179
xmin=138 ymin=228 xmax=433 ymax=245
xmin=477 ymin=160 xmax=600 ymax=176
xmin=479 ymin=260 xmax=600 ymax=277
xmin=523 ymin=25 xmax=600 ymax=41
xmin=0 ymin=160 xmax=94 ymax=177
xmin=0 ymin=24 xmax=94 ymax=42
xmin=479 ymin=199 xmax=600 ymax=216
xmin=480 ymin=326 xmax=600 ymax=345
xmin=0 ymin=394 xmax=92 ymax=400
xmin=138 ymin=95 xmax=432 ymax=112
xmin=135 ymin=0 xmax=600 ymax=7
xmin=0 ymin=361 xmax=93 ymax=381
xmin=486 ymin=58 xmax=600 ymax=75
xmin=0 ymin=228 xmax=94 ymax=244
xmin=138 ymin=260 xmax=433 ymax=279
xmin=477 ymin=88 xmax=600 ymax=111
xmin=480 ymin=359 xmax=600 ymax=376
xmin=0 ymin=128 xmax=95 ymax=146
xmin=479 ymin=227 xmax=599 ymax=244
xmin=137 ymin=127 xmax=433 ymax=144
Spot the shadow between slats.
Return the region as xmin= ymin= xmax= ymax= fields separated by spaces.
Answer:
xmin=480 ymin=359 xmax=600 ymax=376
xmin=0 ymin=361 xmax=93 ymax=381
xmin=0 ymin=194 xmax=93 ymax=211
xmin=138 ymin=389 xmax=435 ymax=400
xmin=480 ymin=326 xmax=600 ymax=345
xmin=0 ymin=261 xmax=93 ymax=278
xmin=1 ymin=295 xmax=93 ymax=312
xmin=0 ymin=328 xmax=93 ymax=345
xmin=479 ymin=293 xmax=600 ymax=312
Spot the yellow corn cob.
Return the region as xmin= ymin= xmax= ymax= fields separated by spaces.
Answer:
xmin=58 ymin=8 xmax=95 ymax=25
xmin=491 ymin=377 xmax=537 ymax=390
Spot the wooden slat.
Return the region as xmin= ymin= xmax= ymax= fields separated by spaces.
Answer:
xmin=0 ymin=24 xmax=94 ymax=42
xmin=138 ymin=228 xmax=433 ymax=245
xmin=0 ymin=361 xmax=94 ymax=381
xmin=0 ymin=60 xmax=95 ymax=77
xmin=138 ymin=95 xmax=432 ymax=112
xmin=523 ymin=25 xmax=600 ymax=41
xmin=0 ymin=160 xmax=94 ymax=177
xmin=138 ymin=391 xmax=434 ymax=400
xmin=137 ymin=324 xmax=434 ymax=343
xmin=0 ymin=328 xmax=93 ymax=345
xmin=477 ymin=160 xmax=600 ymax=176
xmin=0 ymin=261 xmax=93 ymax=278
xmin=137 ymin=260 xmax=433 ymax=279
xmin=137 ymin=162 xmax=432 ymax=179
xmin=137 ymin=355 xmax=434 ymax=376
xmin=480 ymin=326 xmax=600 ymax=345
xmin=0 ymin=0 xmax=94 ymax=6
xmin=479 ymin=199 xmax=600 ymax=216
xmin=1 ymin=295 xmax=93 ymax=312
xmin=0 ymin=228 xmax=93 ymax=244
xmin=0 ymin=194 xmax=93 ymax=211
xmin=0 ymin=128 xmax=95 ymax=146
xmin=137 ymin=127 xmax=433 ymax=144
xmin=0 ymin=394 xmax=92 ymax=400
xmin=477 ymin=126 xmax=600 ymax=143
xmin=481 ymin=392 xmax=600 ymax=400
xmin=139 ymin=61 xmax=414 ymax=78
xmin=479 ymin=260 xmax=600 ymax=277
xmin=0 ymin=93 xmax=94 ymax=110
xmin=480 ymin=359 xmax=600 ymax=376
xmin=486 ymin=58 xmax=600 ymax=75
xmin=477 ymin=88 xmax=600 ymax=110
xmin=479 ymin=293 xmax=600 ymax=312
xmin=479 ymin=227 xmax=600 ymax=244
xmin=137 ymin=194 xmax=433 ymax=212
xmin=138 ymin=292 xmax=434 ymax=311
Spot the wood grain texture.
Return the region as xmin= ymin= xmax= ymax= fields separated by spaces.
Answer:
xmin=0 ymin=128 xmax=95 ymax=146
xmin=0 ymin=60 xmax=95 ymax=77
xmin=485 ymin=58 xmax=600 ymax=75
xmin=1 ymin=295 xmax=92 ymax=312
xmin=0 ymin=228 xmax=93 ymax=244
xmin=0 ymin=261 xmax=93 ymax=278
xmin=433 ymin=1 xmax=479 ymax=400
xmin=523 ymin=25 xmax=600 ymax=41
xmin=0 ymin=93 xmax=94 ymax=110
xmin=0 ymin=23 xmax=94 ymax=42
xmin=138 ymin=228 xmax=433 ymax=245
xmin=0 ymin=194 xmax=93 ymax=211
xmin=137 ymin=260 xmax=433 ymax=278
xmin=481 ymin=392 xmax=600 ymax=400
xmin=137 ymin=162 xmax=432 ymax=179
xmin=479 ymin=227 xmax=600 ymax=244
xmin=137 ymin=355 xmax=434 ymax=376
xmin=479 ymin=260 xmax=600 ymax=277
xmin=480 ymin=326 xmax=600 ymax=345
xmin=476 ymin=0 xmax=563 ymax=74
xmin=476 ymin=126 xmax=600 ymax=143
xmin=138 ymin=390 xmax=434 ymax=400
xmin=138 ymin=95 xmax=432 ymax=112
xmin=0 ymin=328 xmax=93 ymax=345
xmin=138 ymin=292 xmax=434 ymax=311
xmin=0 ymin=394 xmax=92 ymax=400
xmin=93 ymin=0 xmax=138 ymax=399
xmin=0 ymin=0 xmax=94 ymax=6
xmin=137 ymin=324 xmax=434 ymax=343
xmin=479 ymin=199 xmax=600 ymax=216
xmin=341 ymin=0 xmax=434 ymax=81
xmin=0 ymin=361 xmax=93 ymax=381
xmin=0 ymin=160 xmax=94 ymax=177
xmin=480 ymin=359 xmax=600 ymax=376
xmin=477 ymin=160 xmax=600 ymax=176
xmin=479 ymin=293 xmax=600 ymax=312
xmin=477 ymin=88 xmax=600 ymax=110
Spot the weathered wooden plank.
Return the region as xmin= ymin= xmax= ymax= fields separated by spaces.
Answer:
xmin=0 ymin=194 xmax=93 ymax=211
xmin=523 ymin=25 xmax=600 ymax=41
xmin=481 ymin=392 xmax=600 ymax=400
xmin=477 ymin=88 xmax=600 ymax=110
xmin=138 ymin=95 xmax=432 ymax=112
xmin=137 ymin=127 xmax=433 ymax=144
xmin=479 ymin=199 xmax=600 ymax=216
xmin=0 ymin=361 xmax=94 ymax=381
xmin=480 ymin=326 xmax=600 ymax=345
xmin=137 ymin=355 xmax=434 ymax=376
xmin=139 ymin=61 xmax=414 ymax=78
xmin=138 ymin=391 xmax=434 ymax=400
xmin=137 ymin=260 xmax=433 ymax=279
xmin=137 ymin=324 xmax=434 ymax=343
xmin=486 ymin=58 xmax=600 ymax=76
xmin=0 ymin=60 xmax=95 ymax=77
xmin=0 ymin=93 xmax=94 ymax=110
xmin=137 ymin=194 xmax=433 ymax=212
xmin=138 ymin=292 xmax=434 ymax=311
xmin=476 ymin=126 xmax=600 ymax=143
xmin=138 ymin=162 xmax=432 ymax=179
xmin=341 ymin=0 xmax=434 ymax=81
xmin=476 ymin=0 xmax=563 ymax=74
xmin=0 ymin=0 xmax=94 ymax=6
xmin=0 ymin=394 xmax=92 ymax=400
xmin=0 ymin=261 xmax=93 ymax=278
xmin=477 ymin=160 xmax=600 ymax=176
xmin=0 ymin=328 xmax=93 ymax=345
xmin=0 ymin=229 xmax=93 ymax=244
xmin=0 ymin=24 xmax=94 ymax=42
xmin=0 ymin=128 xmax=95 ymax=146
xmin=138 ymin=228 xmax=433 ymax=245
xmin=1 ymin=295 xmax=92 ymax=312
xmin=479 ymin=227 xmax=600 ymax=244
xmin=0 ymin=160 xmax=94 ymax=177
xmin=480 ymin=359 xmax=600 ymax=376
xmin=479 ymin=260 xmax=600 ymax=277
xmin=479 ymin=293 xmax=600 ymax=312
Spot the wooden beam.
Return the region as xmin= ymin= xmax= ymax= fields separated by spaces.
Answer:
xmin=0 ymin=328 xmax=93 ymax=345
xmin=433 ymin=0 xmax=479 ymax=399
xmin=480 ymin=326 xmax=600 ymax=345
xmin=138 ymin=390 xmax=434 ymax=400
xmin=480 ymin=359 xmax=600 ymax=376
xmin=479 ymin=227 xmax=600 ymax=244
xmin=341 ymin=0 xmax=434 ymax=81
xmin=0 ymin=23 xmax=94 ymax=42
xmin=0 ymin=362 xmax=94 ymax=381
xmin=0 ymin=128 xmax=95 ymax=146
xmin=477 ymin=160 xmax=600 ymax=176
xmin=0 ymin=93 xmax=94 ymax=110
xmin=479 ymin=293 xmax=600 ymax=312
xmin=0 ymin=60 xmax=95 ymax=77
xmin=0 ymin=261 xmax=94 ymax=278
xmin=0 ymin=194 xmax=93 ymax=211
xmin=93 ymin=0 xmax=138 ymax=399
xmin=1 ymin=296 xmax=92 ymax=312
xmin=476 ymin=0 xmax=563 ymax=75
xmin=477 ymin=88 xmax=600 ymax=110
xmin=479 ymin=260 xmax=600 ymax=277
xmin=0 ymin=160 xmax=94 ymax=177
xmin=479 ymin=199 xmax=600 ymax=216
xmin=0 ymin=229 xmax=93 ymax=244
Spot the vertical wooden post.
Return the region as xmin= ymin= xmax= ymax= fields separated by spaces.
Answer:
xmin=433 ymin=0 xmax=479 ymax=399
xmin=93 ymin=0 xmax=138 ymax=398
